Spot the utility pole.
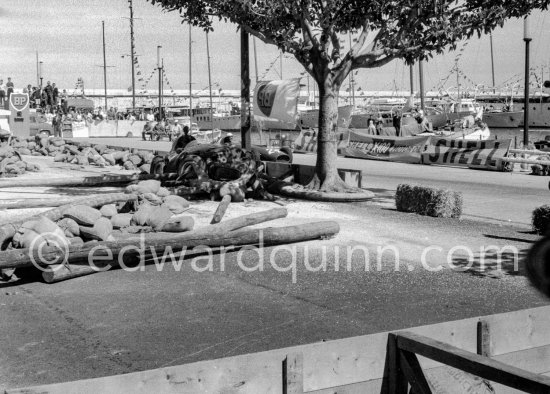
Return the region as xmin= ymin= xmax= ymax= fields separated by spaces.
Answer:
xmin=36 ymin=52 xmax=40 ymax=87
xmin=128 ymin=0 xmax=136 ymax=109
xmin=102 ymin=21 xmax=108 ymax=110
xmin=39 ymin=61 xmax=43 ymax=89
xmin=157 ymin=45 xmax=162 ymax=120
xmin=523 ymin=16 xmax=532 ymax=147
xmin=456 ymin=62 xmax=461 ymax=112
xmin=206 ymin=32 xmax=214 ymax=133
xmin=240 ymin=29 xmax=251 ymax=149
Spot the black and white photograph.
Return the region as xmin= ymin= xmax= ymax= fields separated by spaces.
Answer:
xmin=1 ymin=0 xmax=550 ymax=392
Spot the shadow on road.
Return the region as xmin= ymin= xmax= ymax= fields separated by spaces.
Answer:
xmin=451 ymin=248 xmax=529 ymax=279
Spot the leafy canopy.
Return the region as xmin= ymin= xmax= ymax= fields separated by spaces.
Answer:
xmin=150 ymin=0 xmax=549 ymax=85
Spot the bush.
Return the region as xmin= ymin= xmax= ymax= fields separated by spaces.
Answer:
xmin=395 ymin=184 xmax=462 ymax=219
xmin=532 ymin=205 xmax=550 ymax=235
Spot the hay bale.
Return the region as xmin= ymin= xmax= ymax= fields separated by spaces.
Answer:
xmin=395 ymin=184 xmax=462 ymax=219
xmin=532 ymin=205 xmax=550 ymax=235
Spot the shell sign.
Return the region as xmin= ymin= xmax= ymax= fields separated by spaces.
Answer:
xmin=253 ymin=78 xmax=300 ymax=128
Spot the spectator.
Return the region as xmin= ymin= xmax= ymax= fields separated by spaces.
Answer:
xmin=171 ymin=125 xmax=196 ymax=152
xmin=52 ymin=111 xmax=63 ymax=137
xmin=44 ymin=81 xmax=54 ymax=106
xmin=52 ymin=83 xmax=59 ymax=105
xmin=0 ymin=80 xmax=5 ymax=106
xmin=6 ymin=78 xmax=14 ymax=101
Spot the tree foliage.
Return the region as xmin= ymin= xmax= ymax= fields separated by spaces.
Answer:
xmin=150 ymin=0 xmax=549 ymax=85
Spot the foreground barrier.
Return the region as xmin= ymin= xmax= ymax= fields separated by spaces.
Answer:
xmin=7 ymin=306 xmax=550 ymax=393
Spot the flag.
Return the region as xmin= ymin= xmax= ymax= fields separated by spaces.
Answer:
xmin=253 ymin=78 xmax=300 ymax=127
xmin=137 ymin=71 xmax=141 ymax=75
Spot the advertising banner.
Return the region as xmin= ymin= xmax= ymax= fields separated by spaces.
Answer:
xmin=293 ymin=129 xmax=350 ymax=153
xmin=422 ymin=138 xmax=511 ymax=170
xmin=253 ymin=78 xmax=300 ymax=128
xmin=342 ymin=133 xmax=430 ymax=163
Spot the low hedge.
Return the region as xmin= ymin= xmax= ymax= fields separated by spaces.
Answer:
xmin=395 ymin=184 xmax=463 ymax=219
xmin=532 ymin=205 xmax=550 ymax=235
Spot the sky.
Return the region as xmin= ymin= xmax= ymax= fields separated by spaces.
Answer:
xmin=1 ymin=0 xmax=550 ymax=94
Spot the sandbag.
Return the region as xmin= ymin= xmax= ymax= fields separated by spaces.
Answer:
xmin=161 ymin=195 xmax=190 ymax=214
xmin=63 ymin=205 xmax=102 ymax=226
xmin=18 ymin=148 xmax=31 ymax=156
xmin=57 ymin=218 xmax=80 ymax=238
xmin=102 ymin=153 xmax=116 ymax=166
xmin=110 ymin=213 xmax=133 ymax=229
xmin=142 ymin=192 xmax=163 ymax=206
xmin=157 ymin=187 xmax=170 ymax=197
xmin=54 ymin=153 xmax=67 ymax=162
xmin=161 ymin=216 xmax=194 ymax=232
xmin=126 ymin=179 xmax=161 ymax=195
xmin=99 ymin=204 xmax=118 ymax=218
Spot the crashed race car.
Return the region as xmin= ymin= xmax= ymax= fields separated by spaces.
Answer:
xmin=149 ymin=136 xmax=293 ymax=201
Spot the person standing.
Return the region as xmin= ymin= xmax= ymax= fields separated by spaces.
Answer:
xmin=52 ymin=83 xmax=59 ymax=106
xmin=52 ymin=111 xmax=63 ymax=137
xmin=5 ymin=78 xmax=14 ymax=101
xmin=0 ymin=80 xmax=6 ymax=107
xmin=44 ymin=81 xmax=54 ymax=107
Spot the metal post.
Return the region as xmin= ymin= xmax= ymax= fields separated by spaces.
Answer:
xmin=206 ymin=32 xmax=214 ymax=134
xmin=253 ymin=38 xmax=259 ymax=83
xmin=524 ymin=17 xmax=532 ymax=147
xmin=240 ymin=29 xmax=251 ymax=149
xmin=102 ymin=21 xmax=108 ymax=110
xmin=129 ymin=0 xmax=136 ymax=109
xmin=157 ymin=45 xmax=162 ymax=120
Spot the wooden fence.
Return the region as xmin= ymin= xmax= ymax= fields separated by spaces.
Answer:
xmin=6 ymin=306 xmax=550 ymax=394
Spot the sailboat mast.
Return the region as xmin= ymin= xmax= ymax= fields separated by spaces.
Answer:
xmin=348 ymin=32 xmax=355 ymax=108
xmin=188 ymin=24 xmax=192 ymax=123
xmin=419 ymin=60 xmax=425 ymax=110
xmin=102 ymin=21 xmax=108 ymax=110
xmin=490 ymin=33 xmax=496 ymax=93
xmin=129 ymin=0 xmax=136 ymax=109
xmin=206 ymin=32 xmax=214 ymax=133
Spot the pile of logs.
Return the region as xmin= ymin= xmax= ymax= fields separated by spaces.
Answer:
xmin=0 ymin=180 xmax=340 ymax=284
xmin=11 ymin=137 xmax=154 ymax=171
xmin=0 ymin=145 xmax=40 ymax=177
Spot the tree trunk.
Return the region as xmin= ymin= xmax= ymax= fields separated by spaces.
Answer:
xmin=307 ymin=74 xmax=353 ymax=192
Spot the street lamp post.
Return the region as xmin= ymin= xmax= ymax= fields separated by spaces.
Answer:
xmin=523 ymin=16 xmax=532 ymax=147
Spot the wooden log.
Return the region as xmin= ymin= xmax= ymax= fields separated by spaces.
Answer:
xmin=0 ymin=195 xmax=129 ymax=210
xmin=0 ymin=218 xmax=337 ymax=271
xmin=200 ymin=207 xmax=287 ymax=234
xmin=0 ymin=193 xmax=137 ymax=248
xmin=210 ymin=195 xmax=232 ymax=224
xmin=42 ymin=264 xmax=101 ymax=283
xmin=0 ymin=172 xmax=178 ymax=189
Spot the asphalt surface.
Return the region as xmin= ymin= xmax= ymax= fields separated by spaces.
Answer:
xmin=1 ymin=138 xmax=549 ymax=390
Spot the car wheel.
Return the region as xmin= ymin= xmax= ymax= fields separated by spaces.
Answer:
xmin=150 ymin=156 xmax=166 ymax=175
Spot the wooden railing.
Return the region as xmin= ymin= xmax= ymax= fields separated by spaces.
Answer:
xmin=381 ymin=330 xmax=550 ymax=394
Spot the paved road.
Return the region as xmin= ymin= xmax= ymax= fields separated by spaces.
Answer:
xmin=81 ymin=137 xmax=549 ymax=226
